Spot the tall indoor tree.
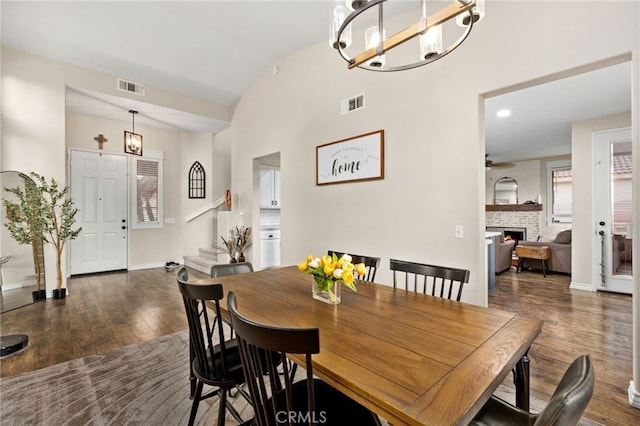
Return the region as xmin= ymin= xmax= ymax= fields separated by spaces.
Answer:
xmin=31 ymin=172 xmax=82 ymax=298
xmin=2 ymin=173 xmax=46 ymax=299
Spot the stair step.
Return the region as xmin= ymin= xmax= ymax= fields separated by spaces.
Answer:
xmin=198 ymin=247 xmax=218 ymax=260
xmin=183 ymin=255 xmax=217 ymax=275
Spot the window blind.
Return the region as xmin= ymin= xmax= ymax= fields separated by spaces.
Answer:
xmin=136 ymin=159 xmax=159 ymax=223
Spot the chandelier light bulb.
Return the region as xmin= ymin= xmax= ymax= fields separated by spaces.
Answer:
xmin=419 ymin=24 xmax=442 ymax=60
xmin=364 ymin=26 xmax=386 ymax=67
xmin=330 ymin=1 xmax=352 ymax=49
xmin=457 ymin=0 xmax=485 ymax=26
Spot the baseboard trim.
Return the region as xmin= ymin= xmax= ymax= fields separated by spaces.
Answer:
xmin=128 ymin=262 xmax=165 ymax=271
xmin=629 ymin=381 xmax=640 ymax=409
xmin=569 ymin=281 xmax=594 ymax=291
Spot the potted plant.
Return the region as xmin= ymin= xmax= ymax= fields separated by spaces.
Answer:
xmin=2 ymin=173 xmax=47 ymax=301
xmin=31 ymin=173 xmax=82 ymax=299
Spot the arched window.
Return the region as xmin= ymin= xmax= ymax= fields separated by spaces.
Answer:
xmin=188 ymin=161 xmax=206 ymax=199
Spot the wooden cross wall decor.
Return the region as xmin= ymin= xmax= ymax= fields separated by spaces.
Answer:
xmin=94 ymin=134 xmax=108 ymax=150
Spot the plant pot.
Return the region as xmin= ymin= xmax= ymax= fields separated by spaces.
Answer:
xmin=32 ymin=290 xmax=46 ymax=302
xmin=52 ymin=288 xmax=66 ymax=299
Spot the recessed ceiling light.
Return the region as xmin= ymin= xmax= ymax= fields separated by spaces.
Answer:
xmin=497 ymin=109 xmax=511 ymax=118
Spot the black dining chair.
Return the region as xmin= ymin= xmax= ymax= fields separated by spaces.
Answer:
xmin=176 ymin=267 xmax=250 ymax=426
xmin=389 ymin=258 xmax=470 ymax=301
xmin=227 ymin=292 xmax=382 ymax=426
xmin=328 ymin=250 xmax=380 ymax=283
xmin=470 ymin=354 xmax=595 ymax=425
xmin=211 ymin=262 xmax=254 ymax=277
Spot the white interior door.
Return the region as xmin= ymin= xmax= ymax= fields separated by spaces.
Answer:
xmin=593 ymin=128 xmax=633 ymax=294
xmin=70 ymin=150 xmax=128 ymax=274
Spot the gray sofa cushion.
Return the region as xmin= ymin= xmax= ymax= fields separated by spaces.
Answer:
xmin=554 ymin=229 xmax=572 ymax=244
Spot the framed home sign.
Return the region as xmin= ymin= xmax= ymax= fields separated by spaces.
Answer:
xmin=316 ymin=130 xmax=384 ymax=185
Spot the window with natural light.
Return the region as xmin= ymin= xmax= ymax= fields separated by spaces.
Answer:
xmin=547 ymin=160 xmax=572 ymax=224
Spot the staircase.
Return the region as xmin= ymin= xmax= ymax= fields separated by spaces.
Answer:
xmin=183 ymin=247 xmax=218 ymax=275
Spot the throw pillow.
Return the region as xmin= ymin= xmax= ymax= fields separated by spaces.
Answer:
xmin=554 ymin=229 xmax=572 ymax=244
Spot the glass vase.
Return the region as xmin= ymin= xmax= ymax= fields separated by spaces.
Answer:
xmin=312 ymin=277 xmax=341 ymax=305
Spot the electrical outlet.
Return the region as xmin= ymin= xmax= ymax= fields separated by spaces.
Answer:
xmin=455 ymin=225 xmax=464 ymax=239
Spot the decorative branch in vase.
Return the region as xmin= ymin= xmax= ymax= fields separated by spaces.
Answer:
xmin=216 ymin=234 xmax=237 ymax=263
xmin=216 ymin=226 xmax=252 ymax=263
xmin=233 ymin=226 xmax=252 ymax=263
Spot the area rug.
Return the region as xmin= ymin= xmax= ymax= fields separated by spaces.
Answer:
xmin=0 ymin=330 xmax=602 ymax=425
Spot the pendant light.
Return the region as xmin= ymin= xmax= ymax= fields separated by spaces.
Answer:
xmin=124 ymin=109 xmax=143 ymax=156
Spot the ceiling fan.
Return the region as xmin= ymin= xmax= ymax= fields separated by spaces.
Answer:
xmin=485 ymin=154 xmax=516 ymax=170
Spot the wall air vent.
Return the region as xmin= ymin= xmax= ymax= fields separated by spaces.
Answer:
xmin=340 ymin=93 xmax=364 ymax=115
xmin=117 ymin=78 xmax=145 ymax=96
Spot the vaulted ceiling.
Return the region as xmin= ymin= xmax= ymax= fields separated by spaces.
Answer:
xmin=2 ymin=1 xmax=632 ymax=160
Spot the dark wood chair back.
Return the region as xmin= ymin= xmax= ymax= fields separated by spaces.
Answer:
xmin=211 ymin=262 xmax=254 ymax=277
xmin=176 ymin=267 xmax=247 ymax=425
xmin=328 ymin=250 xmax=380 ymax=282
xmin=227 ymin=292 xmax=381 ymax=426
xmin=389 ymin=258 xmax=470 ymax=301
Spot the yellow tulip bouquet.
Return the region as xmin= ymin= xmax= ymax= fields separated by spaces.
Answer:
xmin=298 ymin=253 xmax=367 ymax=303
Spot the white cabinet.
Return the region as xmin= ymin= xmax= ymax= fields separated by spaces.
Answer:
xmin=260 ymin=168 xmax=281 ymax=209
xmin=260 ymin=230 xmax=281 ymax=268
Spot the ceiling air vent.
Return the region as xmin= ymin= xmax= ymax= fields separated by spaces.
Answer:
xmin=340 ymin=93 xmax=364 ymax=115
xmin=117 ymin=78 xmax=145 ymax=96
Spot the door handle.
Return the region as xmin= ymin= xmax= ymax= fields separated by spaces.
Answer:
xmin=122 ymin=226 xmax=127 ymax=230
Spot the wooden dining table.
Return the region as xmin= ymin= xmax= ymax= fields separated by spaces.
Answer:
xmin=203 ymin=265 xmax=542 ymax=426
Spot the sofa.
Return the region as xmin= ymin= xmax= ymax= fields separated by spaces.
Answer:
xmin=517 ymin=229 xmax=572 ymax=275
xmin=612 ymin=235 xmax=632 ymax=274
xmin=495 ymin=235 xmax=516 ymax=274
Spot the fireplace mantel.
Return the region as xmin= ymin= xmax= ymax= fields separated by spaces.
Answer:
xmin=486 ymin=204 xmax=543 ymax=212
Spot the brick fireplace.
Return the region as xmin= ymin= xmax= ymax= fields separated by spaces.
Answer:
xmin=486 ymin=204 xmax=542 ymax=242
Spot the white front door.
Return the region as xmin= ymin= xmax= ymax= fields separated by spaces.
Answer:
xmin=593 ymin=128 xmax=633 ymax=294
xmin=70 ymin=150 xmax=128 ymax=274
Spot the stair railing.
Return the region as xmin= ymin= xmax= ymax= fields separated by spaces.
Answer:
xmin=184 ymin=192 xmax=229 ymax=223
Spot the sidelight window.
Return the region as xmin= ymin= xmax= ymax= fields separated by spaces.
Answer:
xmin=132 ymin=151 xmax=164 ymax=228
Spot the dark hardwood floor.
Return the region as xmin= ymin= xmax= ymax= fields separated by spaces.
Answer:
xmin=1 ymin=266 xmax=638 ymax=425
xmin=491 ymin=269 xmax=638 ymax=425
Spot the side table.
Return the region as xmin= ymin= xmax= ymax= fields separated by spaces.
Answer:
xmin=516 ymin=245 xmax=551 ymax=277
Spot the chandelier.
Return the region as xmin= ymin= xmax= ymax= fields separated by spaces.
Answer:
xmin=330 ymin=0 xmax=485 ymax=71
xmin=124 ymin=109 xmax=143 ymax=156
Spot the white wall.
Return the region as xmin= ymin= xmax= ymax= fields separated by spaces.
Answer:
xmin=228 ymin=1 xmax=639 ymax=308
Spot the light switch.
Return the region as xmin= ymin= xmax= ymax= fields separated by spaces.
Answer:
xmin=455 ymin=225 xmax=464 ymax=239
